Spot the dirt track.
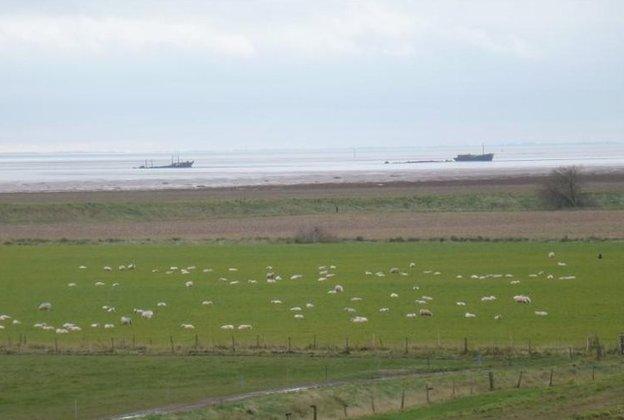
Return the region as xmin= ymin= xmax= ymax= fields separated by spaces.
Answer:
xmin=3 ymin=210 xmax=623 ymax=240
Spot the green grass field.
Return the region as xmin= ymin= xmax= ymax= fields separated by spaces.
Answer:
xmin=0 ymin=241 xmax=621 ymax=350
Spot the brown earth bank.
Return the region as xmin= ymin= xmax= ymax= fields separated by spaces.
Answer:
xmin=2 ymin=171 xmax=624 ymax=204
xmin=2 ymin=210 xmax=623 ymax=241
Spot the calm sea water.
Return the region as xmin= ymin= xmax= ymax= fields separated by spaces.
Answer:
xmin=1 ymin=144 xmax=623 ymax=192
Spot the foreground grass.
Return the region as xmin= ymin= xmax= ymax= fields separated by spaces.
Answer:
xmin=158 ymin=356 xmax=624 ymax=419
xmin=0 ymin=241 xmax=621 ymax=349
xmin=0 ymin=353 xmax=474 ymax=419
xmin=2 ymin=192 xmax=624 ymax=224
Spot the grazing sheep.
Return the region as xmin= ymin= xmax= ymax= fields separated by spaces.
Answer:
xmin=102 ymin=266 xmax=112 ymax=271
xmin=0 ymin=314 xmax=11 ymax=321
xmin=152 ymin=269 xmax=159 ymax=273
xmin=290 ymin=307 xmax=302 ymax=312
xmin=228 ymin=268 xmax=238 ymax=272
xmin=350 ymin=297 xmax=362 ymax=301
xmin=112 ymin=282 xmax=119 ymax=287
xmin=79 ymin=265 xmax=87 ymax=269
xmin=464 ymin=312 xmax=476 ymax=318
xmin=56 ymin=328 xmax=69 ymax=334
xmin=90 ymin=323 xmax=99 ymax=328
xmin=118 ymin=265 xmax=126 ymax=271
xmin=390 ymin=293 xmax=398 ymax=298
xmin=94 ymin=281 xmax=105 ymax=286
xmin=203 ymin=268 xmax=213 ymax=273
xmin=248 ymin=279 xmax=257 ymax=284
xmin=333 ymin=285 xmax=344 ymax=293
xmin=327 ymin=290 xmax=337 ymax=294
xmin=351 ymin=316 xmax=368 ymax=323
xmin=317 ymin=277 xmax=327 ymax=282
xmin=181 ymin=324 xmax=195 ymax=330
xmin=294 ymin=314 xmax=304 ymax=319
xmin=557 ymin=262 xmax=567 ymax=266
xmin=12 ymin=320 xmax=20 ymax=325
xmin=534 ymin=311 xmax=548 ymax=316
xmin=185 ymin=281 xmax=194 ymax=287
xmin=378 ymin=307 xmax=390 ymax=312
xmin=270 ymin=299 xmax=282 ymax=304
xmin=406 ymin=313 xmax=417 ymax=318
xmin=330 ymin=265 xmax=336 ymax=269
xmin=306 ymin=303 xmax=315 ymax=308
xmin=421 ymin=296 xmax=433 ymax=301
xmin=290 ymin=274 xmax=303 ymax=280
xmin=415 ymin=300 xmax=427 ymax=305
xmin=67 ymin=283 xmax=76 ymax=287
xmin=389 ymin=267 xmax=400 ymax=274
xmin=547 ymin=274 xmax=554 ymax=279
xmin=409 ymin=262 xmax=416 ymax=268
xmin=513 ymin=295 xmax=531 ymax=304
xmin=419 ymin=309 xmax=433 ymax=317
xmin=456 ymin=301 xmax=466 ymax=306
xmin=344 ymin=307 xmax=356 ymax=313
xmin=38 ymin=302 xmax=52 ymax=311
xmin=238 ymin=324 xmax=252 ymax=330
xmin=481 ymin=296 xmax=496 ymax=302
xmin=412 ymin=286 xmax=420 ymax=290
xmin=157 ymin=302 xmax=167 ymax=307
xmin=456 ymin=275 xmax=463 ymax=279
xmin=494 ymin=314 xmax=502 ymax=320
xmin=375 ymin=272 xmax=385 ymax=277
xmin=140 ymin=310 xmax=154 ymax=319
xmin=548 ymin=251 xmax=555 ymax=258
xmin=104 ymin=324 xmax=114 ymax=329
xmin=220 ymin=324 xmax=234 ymax=330
xmin=120 ymin=316 xmax=132 ymax=326
xmin=505 ymin=274 xmax=514 ymax=278
xmin=510 ymin=280 xmax=520 ymax=285
xmin=559 ymin=275 xmax=576 ymax=280
xmin=201 ymin=300 xmax=213 ymax=306
xmin=229 ymin=281 xmax=239 ymax=285
xmin=365 ymin=271 xmax=373 ymax=275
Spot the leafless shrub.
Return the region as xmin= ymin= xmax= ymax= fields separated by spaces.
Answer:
xmin=294 ymin=226 xmax=336 ymax=243
xmin=539 ymin=166 xmax=588 ymax=209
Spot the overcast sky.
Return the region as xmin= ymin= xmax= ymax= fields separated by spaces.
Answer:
xmin=0 ymin=0 xmax=623 ymax=152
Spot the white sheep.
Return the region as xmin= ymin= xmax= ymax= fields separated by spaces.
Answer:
xmin=481 ymin=296 xmax=496 ymax=302
xmin=90 ymin=323 xmax=99 ymax=328
xmin=351 ymin=316 xmax=368 ymax=323
xmin=181 ymin=323 xmax=195 ymax=330
xmin=94 ymin=281 xmax=105 ymax=286
xmin=104 ymin=266 xmax=112 ymax=271
xmin=409 ymin=262 xmax=416 ymax=268
xmin=389 ymin=267 xmax=400 ymax=274
xmin=464 ymin=312 xmax=477 ymax=318
xmin=534 ymin=311 xmax=548 ymax=316
xmin=157 ymin=302 xmax=167 ymax=307
xmin=419 ymin=309 xmax=433 ymax=317
xmin=456 ymin=301 xmax=467 ymax=306
xmin=220 ymin=324 xmax=234 ymax=330
xmin=38 ymin=302 xmax=52 ymax=311
xmin=294 ymin=314 xmax=304 ymax=319
xmin=104 ymin=323 xmax=115 ymax=329
xmin=290 ymin=307 xmax=302 ymax=312
xmin=415 ymin=300 xmax=427 ymax=305
xmin=185 ymin=281 xmax=194 ymax=287
xmin=510 ymin=280 xmax=520 ymax=285
xmin=422 ymin=296 xmax=433 ymax=301
xmin=557 ymin=262 xmax=567 ymax=266
xmin=202 ymin=300 xmax=213 ymax=306
xmin=120 ymin=316 xmax=132 ymax=326
xmin=140 ymin=310 xmax=154 ymax=319
xmin=290 ymin=274 xmax=303 ymax=280
xmin=0 ymin=314 xmax=11 ymax=321
xmin=344 ymin=307 xmax=356 ymax=313
xmin=350 ymin=297 xmax=362 ymax=301
xmin=406 ymin=313 xmax=417 ymax=318
xmin=270 ymin=299 xmax=282 ymax=304
xmin=306 ymin=303 xmax=315 ymax=308
xmin=12 ymin=320 xmax=20 ymax=325
xmin=238 ymin=324 xmax=252 ymax=330
xmin=333 ymin=285 xmax=344 ymax=293
xmin=494 ymin=314 xmax=502 ymax=320
xmin=379 ymin=307 xmax=390 ymax=312
xmin=390 ymin=293 xmax=398 ymax=298
xmin=513 ymin=295 xmax=531 ymax=304
xmin=56 ymin=328 xmax=69 ymax=334
xmin=228 ymin=267 xmax=238 ymax=272
xmin=548 ymin=251 xmax=555 ymax=258
xmin=67 ymin=282 xmax=76 ymax=287
xmin=79 ymin=265 xmax=87 ymax=269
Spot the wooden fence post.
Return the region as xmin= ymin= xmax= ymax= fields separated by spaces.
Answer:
xmin=231 ymin=335 xmax=236 ymax=352
xmin=425 ymin=384 xmax=433 ymax=403
xmin=170 ymin=335 xmax=175 ymax=353
xmin=194 ymin=334 xmax=199 ymax=350
xmin=548 ymin=368 xmax=554 ymax=387
xmin=400 ymin=388 xmax=405 ymax=410
xmin=404 ymin=337 xmax=409 ymax=354
xmin=463 ymin=337 xmax=468 ymax=354
xmin=619 ymin=333 xmax=624 ymax=355
xmin=516 ymin=370 xmax=523 ymax=388
xmin=345 ymin=337 xmax=350 ymax=354
xmin=310 ymin=404 xmax=317 ymax=420
xmin=288 ymin=337 xmax=291 ymax=352
xmin=488 ymin=371 xmax=495 ymax=391
xmin=370 ymin=395 xmax=375 ymax=414
xmin=313 ymin=334 xmax=317 ymax=350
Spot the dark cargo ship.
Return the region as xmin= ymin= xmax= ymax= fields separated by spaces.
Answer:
xmin=453 ymin=145 xmax=494 ymax=162
xmin=138 ymin=157 xmax=194 ymax=169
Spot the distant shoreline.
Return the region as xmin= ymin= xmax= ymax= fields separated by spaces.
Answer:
xmin=2 ymin=165 xmax=624 ymax=194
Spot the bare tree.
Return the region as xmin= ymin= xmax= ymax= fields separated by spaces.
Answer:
xmin=539 ymin=166 xmax=587 ymax=209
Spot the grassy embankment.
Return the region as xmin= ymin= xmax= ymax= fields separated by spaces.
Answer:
xmin=1 ymin=192 xmax=624 ymax=225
